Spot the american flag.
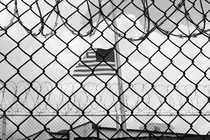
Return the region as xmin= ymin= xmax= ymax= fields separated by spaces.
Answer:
xmin=73 ymin=48 xmax=116 ymax=77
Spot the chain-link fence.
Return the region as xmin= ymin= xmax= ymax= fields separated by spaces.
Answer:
xmin=1 ymin=0 xmax=210 ymax=139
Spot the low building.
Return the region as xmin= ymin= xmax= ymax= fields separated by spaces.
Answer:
xmin=69 ymin=122 xmax=177 ymax=140
xmin=20 ymin=122 xmax=208 ymax=140
xmin=20 ymin=128 xmax=69 ymax=140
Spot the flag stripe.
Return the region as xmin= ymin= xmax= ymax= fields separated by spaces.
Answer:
xmin=73 ymin=72 xmax=116 ymax=76
xmin=76 ymin=62 xmax=115 ymax=67
xmin=73 ymin=48 xmax=116 ymax=77
xmin=73 ymin=70 xmax=115 ymax=77
xmin=74 ymin=68 xmax=115 ymax=72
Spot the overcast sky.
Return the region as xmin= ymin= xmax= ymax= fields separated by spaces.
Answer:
xmin=1 ymin=0 xmax=210 ymax=138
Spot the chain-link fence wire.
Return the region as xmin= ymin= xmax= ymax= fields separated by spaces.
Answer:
xmin=1 ymin=0 xmax=210 ymax=139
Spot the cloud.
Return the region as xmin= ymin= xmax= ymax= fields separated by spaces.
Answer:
xmin=132 ymin=22 xmax=210 ymax=85
xmin=0 ymin=0 xmax=91 ymax=83
xmin=2 ymin=0 xmax=209 ymax=85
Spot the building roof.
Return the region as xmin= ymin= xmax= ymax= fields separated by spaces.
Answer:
xmin=20 ymin=128 xmax=69 ymax=140
xmin=139 ymin=123 xmax=174 ymax=132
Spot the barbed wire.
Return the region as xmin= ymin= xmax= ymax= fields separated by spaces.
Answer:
xmin=1 ymin=81 xmax=210 ymax=116
xmin=1 ymin=0 xmax=210 ymax=40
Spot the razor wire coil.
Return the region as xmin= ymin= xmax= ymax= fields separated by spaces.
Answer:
xmin=1 ymin=81 xmax=210 ymax=116
xmin=1 ymin=0 xmax=210 ymax=39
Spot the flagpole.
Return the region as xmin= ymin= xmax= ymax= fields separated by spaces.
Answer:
xmin=2 ymin=115 xmax=6 ymax=140
xmin=111 ymin=0 xmax=127 ymax=137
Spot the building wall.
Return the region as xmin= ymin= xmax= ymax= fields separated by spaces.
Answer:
xmin=69 ymin=122 xmax=97 ymax=140
xmin=97 ymin=129 xmax=149 ymax=139
xmin=51 ymin=122 xmax=176 ymax=140
xmin=69 ymin=122 xmax=171 ymax=140
xmin=21 ymin=131 xmax=51 ymax=140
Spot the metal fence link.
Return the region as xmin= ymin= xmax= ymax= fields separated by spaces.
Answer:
xmin=1 ymin=0 xmax=210 ymax=139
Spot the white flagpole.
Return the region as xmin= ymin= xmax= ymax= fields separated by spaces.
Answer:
xmin=2 ymin=116 xmax=6 ymax=140
xmin=111 ymin=0 xmax=127 ymax=137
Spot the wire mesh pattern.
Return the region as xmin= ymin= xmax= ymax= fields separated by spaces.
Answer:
xmin=1 ymin=0 xmax=210 ymax=139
